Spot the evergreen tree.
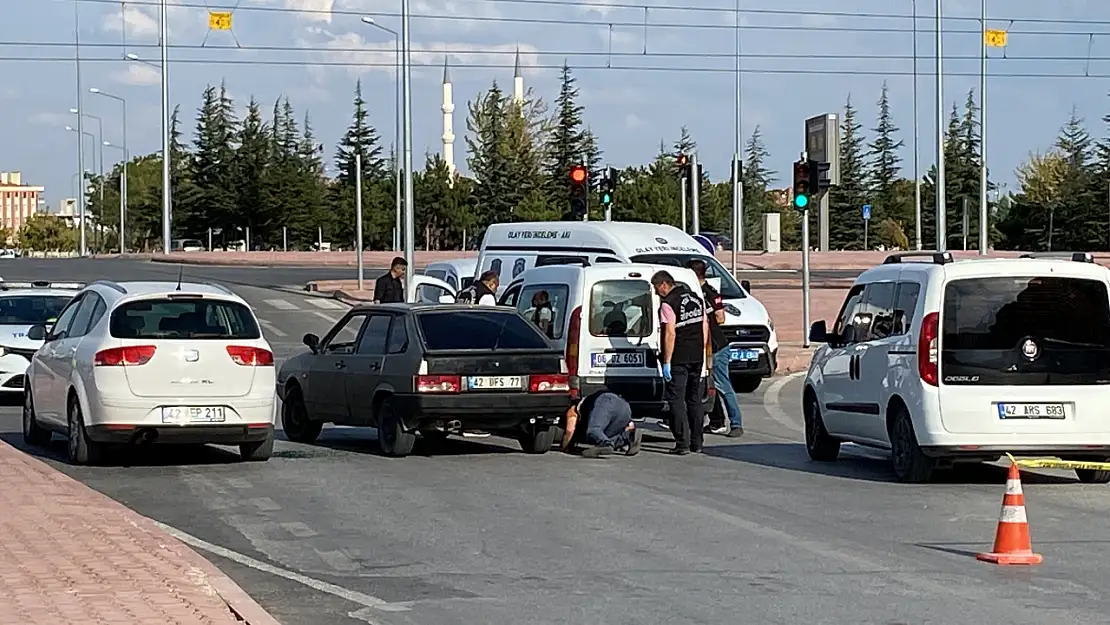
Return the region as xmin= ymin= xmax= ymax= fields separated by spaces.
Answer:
xmin=867 ymin=82 xmax=909 ymax=246
xmin=828 ymin=96 xmax=869 ymax=249
xmin=332 ymin=80 xmax=388 ymax=247
xmin=1052 ymin=110 xmax=1100 ymax=250
xmin=294 ymin=113 xmax=329 ymax=248
xmin=189 ymin=83 xmax=238 ymax=243
xmin=233 ymin=97 xmax=271 ymax=247
xmin=739 ymin=126 xmax=782 ymax=249
xmin=466 ymin=82 xmax=515 ymax=227
xmin=545 ymin=63 xmax=585 ymax=213
xmin=334 ymin=80 xmax=386 ymax=185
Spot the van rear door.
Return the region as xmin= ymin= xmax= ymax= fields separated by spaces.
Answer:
xmin=937 ymin=273 xmax=1110 ymax=436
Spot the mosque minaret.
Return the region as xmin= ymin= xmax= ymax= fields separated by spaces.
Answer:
xmin=440 ymin=56 xmax=456 ymax=181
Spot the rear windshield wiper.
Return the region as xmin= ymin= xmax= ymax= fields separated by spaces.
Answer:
xmin=1040 ymin=337 xmax=1108 ymax=349
xmin=491 ymin=317 xmax=510 ymax=350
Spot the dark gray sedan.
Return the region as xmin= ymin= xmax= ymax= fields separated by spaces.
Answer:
xmin=277 ymin=303 xmax=574 ymax=457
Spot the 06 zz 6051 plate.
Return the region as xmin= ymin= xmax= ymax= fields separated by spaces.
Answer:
xmin=466 ymin=376 xmax=522 ymax=390
xmin=591 ymin=352 xmax=645 ymax=367
xmin=162 ymin=406 xmax=226 ymax=424
xmin=996 ymin=403 xmax=1067 ymax=420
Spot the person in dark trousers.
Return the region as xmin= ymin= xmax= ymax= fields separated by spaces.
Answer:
xmin=374 ymin=257 xmax=407 ymax=304
xmin=457 ymin=270 xmax=499 ymax=305
xmin=686 ymin=259 xmax=744 ymax=438
xmin=561 ymin=390 xmax=643 ymax=458
xmin=651 ymin=270 xmax=710 ymax=455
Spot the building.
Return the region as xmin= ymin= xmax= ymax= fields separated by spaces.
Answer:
xmin=0 ymin=172 xmax=43 ymax=232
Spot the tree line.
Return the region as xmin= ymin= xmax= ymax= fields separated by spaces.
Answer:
xmin=37 ymin=65 xmax=1110 ymax=253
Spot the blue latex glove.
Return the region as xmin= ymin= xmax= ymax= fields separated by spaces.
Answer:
xmin=661 ymin=362 xmax=672 ymax=382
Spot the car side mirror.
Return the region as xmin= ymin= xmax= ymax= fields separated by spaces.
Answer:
xmin=808 ymin=320 xmax=829 ymax=344
xmin=438 ymin=294 xmax=455 ymax=304
xmin=740 ymin=279 xmax=751 ymax=292
xmin=26 ymin=325 xmax=46 ymax=341
xmin=303 ymin=333 xmax=320 ymax=353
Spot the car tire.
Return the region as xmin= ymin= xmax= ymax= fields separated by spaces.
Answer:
xmin=1075 ymin=467 xmax=1110 ymax=484
xmin=67 ymin=395 xmax=105 ymax=466
xmin=731 ymin=375 xmax=763 ymax=394
xmin=240 ymin=432 xmax=274 ymax=461
xmin=518 ymin=426 xmax=555 ymax=454
xmin=22 ymin=388 xmax=51 ymax=446
xmin=377 ymin=397 xmax=415 ymax=457
xmin=889 ymin=406 xmax=936 ymax=483
xmin=804 ymin=392 xmax=840 ymax=462
xmin=281 ymin=387 xmax=322 ymax=444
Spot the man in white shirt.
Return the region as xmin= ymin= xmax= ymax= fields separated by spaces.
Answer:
xmin=523 ymin=290 xmax=554 ymax=337
xmin=458 ymin=270 xmax=499 ymax=306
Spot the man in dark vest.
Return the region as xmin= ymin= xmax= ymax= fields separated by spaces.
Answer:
xmin=651 ymin=270 xmax=710 ymax=455
xmin=374 ymin=257 xmax=407 ymax=303
xmin=687 ymin=259 xmax=743 ymax=438
xmin=457 ymin=270 xmax=499 ymax=305
xmin=560 ymin=389 xmax=642 ymax=458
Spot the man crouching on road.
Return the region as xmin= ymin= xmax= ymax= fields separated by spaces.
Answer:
xmin=561 ymin=390 xmax=643 ymax=458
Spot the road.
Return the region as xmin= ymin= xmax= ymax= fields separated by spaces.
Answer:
xmin=2 ymin=258 xmax=1110 ymax=625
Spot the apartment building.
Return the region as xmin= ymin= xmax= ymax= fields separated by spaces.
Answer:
xmin=0 ymin=172 xmax=43 ymax=232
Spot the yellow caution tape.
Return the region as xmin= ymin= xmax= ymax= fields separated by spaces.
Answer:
xmin=1005 ymin=452 xmax=1110 ymax=472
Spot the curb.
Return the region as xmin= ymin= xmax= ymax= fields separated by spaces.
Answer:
xmin=0 ymin=442 xmax=283 ymax=625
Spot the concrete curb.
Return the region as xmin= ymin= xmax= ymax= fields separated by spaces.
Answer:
xmin=0 ymin=442 xmax=282 ymax=625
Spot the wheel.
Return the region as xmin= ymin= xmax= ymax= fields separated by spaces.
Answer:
xmin=804 ymin=391 xmax=840 ymax=462
xmin=376 ymin=397 xmax=415 ymax=457
xmin=888 ymin=406 xmax=936 ymax=483
xmin=22 ymin=388 xmax=51 ymax=446
xmin=240 ymin=432 xmax=274 ymax=461
xmin=1075 ymin=466 xmax=1110 ymax=484
xmin=67 ymin=395 xmax=105 ymax=466
xmin=281 ymin=387 xmax=322 ymax=444
xmin=518 ymin=426 xmax=555 ymax=454
xmin=731 ymin=375 xmax=763 ymax=394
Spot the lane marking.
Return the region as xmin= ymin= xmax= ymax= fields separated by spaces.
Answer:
xmin=249 ymin=497 xmax=282 ymax=512
xmin=264 ymin=298 xmax=299 ymax=311
xmin=152 ymin=521 xmax=402 ymax=621
xmin=762 ymin=372 xmax=806 ymax=434
xmin=259 ymin=319 xmax=288 ymax=338
xmin=305 ymin=298 xmax=345 ymax=310
xmin=313 ymin=311 xmax=340 ymax=324
xmin=281 ymin=522 xmax=318 ymax=538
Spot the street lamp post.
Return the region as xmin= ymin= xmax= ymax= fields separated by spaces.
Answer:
xmin=935 ymin=0 xmax=946 ymax=251
xmin=160 ymin=0 xmax=171 ymax=255
xmin=73 ymin=0 xmax=87 ymax=257
xmin=65 ymin=126 xmax=96 ymax=242
xmin=71 ymin=108 xmax=103 ymax=252
xmin=361 ymin=17 xmax=402 ymax=253
xmin=401 ymin=0 xmax=415 ymax=289
xmin=90 ymin=88 xmax=128 ymax=252
xmin=978 ymin=0 xmax=988 ymax=254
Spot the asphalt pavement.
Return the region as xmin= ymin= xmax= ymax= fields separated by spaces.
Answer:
xmin=2 ymin=258 xmax=1110 ymax=625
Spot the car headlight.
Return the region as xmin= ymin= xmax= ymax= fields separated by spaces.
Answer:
xmin=767 ymin=317 xmax=775 ymax=331
xmin=724 ymin=304 xmax=742 ymax=317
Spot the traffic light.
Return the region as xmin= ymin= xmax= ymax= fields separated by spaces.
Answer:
xmin=792 ymin=159 xmax=811 ymax=210
xmin=599 ymin=167 xmax=617 ymax=207
xmin=569 ymin=164 xmax=588 ymax=219
xmin=676 ymin=153 xmax=689 ymax=170
xmin=815 ymin=161 xmax=831 ymax=193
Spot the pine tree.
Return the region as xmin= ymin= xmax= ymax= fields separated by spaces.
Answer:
xmin=1053 ymin=110 xmax=1100 ymax=250
xmin=673 ymin=127 xmax=696 ymax=159
xmin=867 ymin=82 xmax=908 ymax=243
xmin=739 ymin=126 xmax=779 ymax=249
xmin=334 ymin=80 xmax=385 ymax=185
xmin=332 ymin=80 xmax=388 ymax=247
xmin=233 ymin=97 xmax=271 ymax=247
xmin=827 ymin=95 xmax=869 ymax=249
xmin=466 ymin=82 xmax=515 ymax=227
xmin=294 ymin=112 xmax=328 ymax=248
xmin=189 ymin=84 xmax=238 ymax=243
xmin=545 ymin=62 xmax=585 ymax=212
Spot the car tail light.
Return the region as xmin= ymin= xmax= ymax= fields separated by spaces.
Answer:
xmin=918 ymin=312 xmax=939 ymax=386
xmin=94 ymin=345 xmax=156 ymax=366
xmin=565 ymin=306 xmax=582 ymax=399
xmin=416 ymin=375 xmax=461 ymax=393
xmin=226 ymin=346 xmax=274 ymax=366
xmin=529 ymin=374 xmax=570 ymax=393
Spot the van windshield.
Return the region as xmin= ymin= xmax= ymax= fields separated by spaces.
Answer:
xmin=628 ymin=253 xmax=747 ymax=299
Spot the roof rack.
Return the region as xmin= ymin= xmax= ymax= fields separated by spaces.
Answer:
xmin=882 ymin=251 xmax=953 ymax=265
xmin=92 ymin=280 xmax=127 ymax=293
xmin=0 ymin=280 xmax=87 ymax=291
xmin=1018 ymin=251 xmax=1095 ymax=263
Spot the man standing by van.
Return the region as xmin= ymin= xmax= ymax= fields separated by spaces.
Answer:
xmin=651 ymin=270 xmax=709 ymax=455
xmin=687 ymin=259 xmax=744 ymax=438
xmin=374 ymin=257 xmax=407 ymax=304
xmin=457 ymin=270 xmax=499 ymax=306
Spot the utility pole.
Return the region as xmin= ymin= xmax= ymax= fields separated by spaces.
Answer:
xmin=912 ymin=0 xmax=922 ymax=250
xmin=935 ymin=0 xmax=947 ymax=251
xmin=680 ymin=177 xmax=687 ymax=232
xmin=159 ymin=0 xmax=172 ymax=254
xmin=733 ymin=0 xmax=744 ymax=253
xmin=73 ymin=0 xmax=87 ymax=257
xmin=978 ymin=0 xmax=988 ymax=254
xmin=690 ymin=153 xmax=701 ymax=235
xmin=356 ymin=152 xmax=364 ymax=290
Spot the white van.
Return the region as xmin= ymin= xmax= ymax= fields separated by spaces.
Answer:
xmin=424 ymin=258 xmax=477 ymax=293
xmin=474 ymin=221 xmax=778 ymax=392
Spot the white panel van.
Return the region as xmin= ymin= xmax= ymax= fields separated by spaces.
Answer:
xmin=474 ymin=221 xmax=779 ymax=392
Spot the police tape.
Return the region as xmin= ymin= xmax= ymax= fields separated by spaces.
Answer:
xmin=1004 ymin=452 xmax=1110 ymax=472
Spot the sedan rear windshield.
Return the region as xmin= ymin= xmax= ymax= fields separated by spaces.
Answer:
xmin=110 ymin=298 xmax=261 ymax=340
xmin=418 ymin=311 xmax=550 ymax=350
xmin=942 ymin=276 xmax=1110 ymax=385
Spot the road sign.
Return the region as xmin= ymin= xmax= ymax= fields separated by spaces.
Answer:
xmin=209 ymin=11 xmax=232 ymax=30
xmin=984 ymin=29 xmax=1007 ymax=47
xmin=862 ymin=204 xmax=871 ymax=221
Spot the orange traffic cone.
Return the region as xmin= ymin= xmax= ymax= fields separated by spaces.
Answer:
xmin=976 ymin=462 xmax=1043 ymax=566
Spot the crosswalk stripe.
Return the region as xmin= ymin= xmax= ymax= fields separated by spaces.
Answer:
xmin=264 ymin=298 xmax=298 ymax=310
xmin=304 ymin=298 xmax=345 ymax=310
xmin=259 ymin=319 xmax=288 ymax=337
xmin=314 ymin=311 xmax=340 ymax=324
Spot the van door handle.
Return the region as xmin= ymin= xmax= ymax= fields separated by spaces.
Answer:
xmin=849 ymin=354 xmax=858 ymax=380
xmin=335 ymin=360 xmax=347 ymax=370
xmin=369 ymin=362 xmax=381 ymax=371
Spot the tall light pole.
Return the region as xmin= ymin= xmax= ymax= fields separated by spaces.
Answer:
xmin=935 ymin=0 xmax=946 ymax=251
xmin=71 ymin=109 xmax=103 ymax=252
xmin=912 ymin=0 xmax=922 ymax=250
xmin=732 ymin=0 xmax=743 ymax=267
xmin=401 ymin=0 xmax=415 ymax=287
xmin=73 ymin=0 xmax=87 ymax=257
xmin=361 ymin=17 xmax=402 ymax=253
xmin=90 ymin=88 xmax=128 ymax=252
xmin=159 ymin=0 xmax=171 ymax=254
xmin=65 ymin=125 xmax=96 ymax=246
xmin=978 ymin=0 xmax=988 ymax=254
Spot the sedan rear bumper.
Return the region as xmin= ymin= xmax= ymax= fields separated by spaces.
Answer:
xmin=393 ymin=392 xmax=574 ymax=431
xmin=86 ymin=423 xmax=273 ymax=445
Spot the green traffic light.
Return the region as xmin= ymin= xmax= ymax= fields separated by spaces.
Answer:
xmin=601 ymin=192 xmax=612 ymax=205
xmin=794 ymin=193 xmax=809 ymax=209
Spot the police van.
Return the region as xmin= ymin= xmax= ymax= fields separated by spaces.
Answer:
xmin=473 ymin=221 xmax=778 ymax=392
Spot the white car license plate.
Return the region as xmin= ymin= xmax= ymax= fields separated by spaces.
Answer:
xmin=162 ymin=406 xmax=226 ymax=423
xmin=729 ymin=348 xmax=761 ymax=362
xmin=591 ymin=352 xmax=645 ymax=367
xmin=467 ymin=376 xmax=522 ymax=390
xmin=996 ymin=403 xmax=1066 ymax=420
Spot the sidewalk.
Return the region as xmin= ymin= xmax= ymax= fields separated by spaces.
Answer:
xmin=0 ymin=442 xmax=281 ymax=625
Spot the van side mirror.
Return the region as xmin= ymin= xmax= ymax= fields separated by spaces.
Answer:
xmin=26 ymin=325 xmax=46 ymax=341
xmin=808 ymin=320 xmax=829 ymax=343
xmin=438 ymin=294 xmax=455 ymax=304
xmin=303 ymin=333 xmax=320 ymax=353
xmin=740 ymin=279 xmax=751 ymax=292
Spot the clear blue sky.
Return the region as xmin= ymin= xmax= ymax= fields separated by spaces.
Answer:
xmin=3 ymin=0 xmax=1108 ymax=208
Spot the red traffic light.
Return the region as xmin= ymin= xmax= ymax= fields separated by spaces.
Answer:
xmin=570 ymin=165 xmax=588 ymax=184
xmin=676 ymin=153 xmax=689 ymax=167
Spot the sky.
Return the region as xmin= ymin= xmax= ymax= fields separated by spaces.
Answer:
xmin=3 ymin=0 xmax=1110 ymax=209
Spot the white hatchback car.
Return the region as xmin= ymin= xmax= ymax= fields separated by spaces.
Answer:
xmin=22 ymin=280 xmax=276 ymax=465
xmin=805 ymin=251 xmax=1110 ymax=483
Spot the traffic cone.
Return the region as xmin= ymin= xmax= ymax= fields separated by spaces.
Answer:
xmin=976 ymin=462 xmax=1043 ymax=566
